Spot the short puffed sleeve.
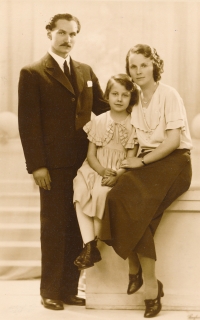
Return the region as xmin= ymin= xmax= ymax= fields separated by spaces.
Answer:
xmin=83 ymin=111 xmax=111 ymax=146
xmin=164 ymin=87 xmax=186 ymax=131
xmin=83 ymin=120 xmax=101 ymax=145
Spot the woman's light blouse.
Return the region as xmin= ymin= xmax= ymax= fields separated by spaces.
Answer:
xmin=131 ymin=82 xmax=192 ymax=150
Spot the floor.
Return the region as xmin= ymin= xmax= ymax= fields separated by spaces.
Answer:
xmin=0 ymin=280 xmax=199 ymax=320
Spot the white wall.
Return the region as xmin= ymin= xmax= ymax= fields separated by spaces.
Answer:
xmin=1 ymin=0 xmax=200 ymax=130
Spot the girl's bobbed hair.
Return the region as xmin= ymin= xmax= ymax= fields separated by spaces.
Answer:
xmin=104 ymin=74 xmax=139 ymax=113
xmin=125 ymin=44 xmax=164 ymax=82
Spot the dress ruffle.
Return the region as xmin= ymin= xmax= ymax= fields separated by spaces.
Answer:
xmin=84 ymin=111 xmax=136 ymax=148
xmin=84 ymin=120 xmax=104 ymax=146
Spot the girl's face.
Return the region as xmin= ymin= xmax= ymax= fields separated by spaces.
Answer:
xmin=108 ymin=82 xmax=131 ymax=113
xmin=128 ymin=53 xmax=155 ymax=87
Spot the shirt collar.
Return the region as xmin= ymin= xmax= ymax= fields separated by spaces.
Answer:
xmin=48 ymin=49 xmax=71 ymax=72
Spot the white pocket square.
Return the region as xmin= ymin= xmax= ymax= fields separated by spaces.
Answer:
xmin=87 ymin=81 xmax=93 ymax=87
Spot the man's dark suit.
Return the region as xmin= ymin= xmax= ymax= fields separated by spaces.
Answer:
xmin=18 ymin=53 xmax=108 ymax=299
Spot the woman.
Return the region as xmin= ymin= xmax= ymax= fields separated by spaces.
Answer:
xmin=105 ymin=44 xmax=192 ymax=318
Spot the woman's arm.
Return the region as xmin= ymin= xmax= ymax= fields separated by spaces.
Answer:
xmin=116 ymin=145 xmax=139 ymax=177
xmin=121 ymin=128 xmax=181 ymax=168
xmin=87 ymin=142 xmax=116 ymax=177
xmin=142 ymin=128 xmax=180 ymax=164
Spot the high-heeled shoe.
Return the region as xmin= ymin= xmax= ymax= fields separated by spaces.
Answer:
xmin=144 ymin=280 xmax=164 ymax=318
xmin=127 ymin=266 xmax=143 ymax=295
xmin=74 ymin=239 xmax=102 ymax=270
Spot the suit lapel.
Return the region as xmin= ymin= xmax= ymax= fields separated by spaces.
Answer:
xmin=43 ymin=53 xmax=75 ymax=95
xmin=71 ymin=59 xmax=84 ymax=94
xmin=70 ymin=59 xmax=85 ymax=113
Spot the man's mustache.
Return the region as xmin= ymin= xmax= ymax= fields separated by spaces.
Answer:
xmin=60 ymin=43 xmax=71 ymax=46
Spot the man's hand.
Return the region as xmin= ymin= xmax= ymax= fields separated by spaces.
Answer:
xmin=33 ymin=167 xmax=51 ymax=190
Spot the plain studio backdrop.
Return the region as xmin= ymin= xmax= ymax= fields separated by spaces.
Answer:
xmin=0 ymin=0 xmax=200 ymax=129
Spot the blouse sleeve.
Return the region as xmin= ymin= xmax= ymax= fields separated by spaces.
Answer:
xmin=164 ymin=88 xmax=186 ymax=131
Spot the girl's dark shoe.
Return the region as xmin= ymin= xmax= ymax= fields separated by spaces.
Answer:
xmin=144 ymin=280 xmax=164 ymax=318
xmin=74 ymin=239 xmax=102 ymax=270
xmin=127 ymin=266 xmax=143 ymax=295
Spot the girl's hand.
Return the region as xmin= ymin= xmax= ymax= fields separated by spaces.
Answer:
xmin=101 ymin=175 xmax=117 ymax=187
xmin=120 ymin=157 xmax=143 ymax=169
xmin=103 ymin=168 xmax=117 ymax=177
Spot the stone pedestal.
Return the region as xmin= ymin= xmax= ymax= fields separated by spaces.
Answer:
xmin=86 ymin=187 xmax=200 ymax=311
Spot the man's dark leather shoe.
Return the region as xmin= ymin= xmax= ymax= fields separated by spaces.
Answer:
xmin=41 ymin=297 xmax=64 ymax=310
xmin=63 ymin=295 xmax=85 ymax=306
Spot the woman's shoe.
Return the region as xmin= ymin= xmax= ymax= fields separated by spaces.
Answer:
xmin=127 ymin=266 xmax=143 ymax=295
xmin=74 ymin=239 xmax=102 ymax=270
xmin=144 ymin=280 xmax=164 ymax=318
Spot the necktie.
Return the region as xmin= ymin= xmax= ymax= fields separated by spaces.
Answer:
xmin=64 ymin=60 xmax=71 ymax=79
xmin=63 ymin=60 xmax=74 ymax=91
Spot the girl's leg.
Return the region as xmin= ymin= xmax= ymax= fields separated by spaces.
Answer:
xmin=138 ymin=253 xmax=158 ymax=299
xmin=75 ymin=202 xmax=95 ymax=244
xmin=94 ymin=217 xmax=102 ymax=239
xmin=74 ymin=202 xmax=102 ymax=270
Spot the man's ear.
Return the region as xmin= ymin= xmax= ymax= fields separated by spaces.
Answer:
xmin=47 ymin=30 xmax=52 ymax=40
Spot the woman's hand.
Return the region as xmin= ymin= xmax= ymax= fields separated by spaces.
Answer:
xmin=120 ymin=157 xmax=143 ymax=169
xmin=103 ymin=168 xmax=117 ymax=177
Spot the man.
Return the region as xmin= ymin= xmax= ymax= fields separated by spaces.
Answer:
xmin=18 ymin=13 xmax=108 ymax=310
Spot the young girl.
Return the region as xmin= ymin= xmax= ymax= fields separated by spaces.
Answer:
xmin=73 ymin=74 xmax=139 ymax=270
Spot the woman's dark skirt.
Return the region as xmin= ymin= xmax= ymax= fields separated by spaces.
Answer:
xmin=104 ymin=149 xmax=192 ymax=260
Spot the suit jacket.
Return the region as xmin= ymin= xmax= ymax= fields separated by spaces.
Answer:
xmin=18 ymin=53 xmax=108 ymax=173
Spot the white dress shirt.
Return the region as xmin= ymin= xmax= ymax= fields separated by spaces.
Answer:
xmin=48 ymin=49 xmax=71 ymax=73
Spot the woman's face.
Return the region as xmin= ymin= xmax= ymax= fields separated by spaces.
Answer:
xmin=128 ymin=53 xmax=155 ymax=87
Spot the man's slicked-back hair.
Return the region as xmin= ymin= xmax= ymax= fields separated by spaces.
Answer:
xmin=45 ymin=13 xmax=81 ymax=33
